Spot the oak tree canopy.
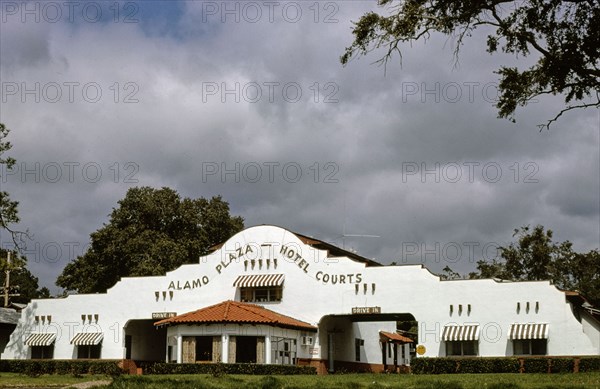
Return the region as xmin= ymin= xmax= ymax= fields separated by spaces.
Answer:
xmin=341 ymin=0 xmax=600 ymax=128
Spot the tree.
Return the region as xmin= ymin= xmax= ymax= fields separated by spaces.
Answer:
xmin=470 ymin=225 xmax=600 ymax=307
xmin=341 ymin=0 xmax=600 ymax=128
xmin=56 ymin=187 xmax=244 ymax=293
xmin=551 ymin=250 xmax=600 ymax=307
xmin=439 ymin=265 xmax=462 ymax=280
xmin=468 ymin=258 xmax=507 ymax=280
xmin=0 ymin=248 xmax=50 ymax=305
xmin=0 ymin=123 xmax=38 ymax=306
xmin=501 ymin=225 xmax=557 ymax=281
xmin=0 ymin=123 xmax=28 ymax=249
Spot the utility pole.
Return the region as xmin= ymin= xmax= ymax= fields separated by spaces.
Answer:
xmin=2 ymin=251 xmax=19 ymax=308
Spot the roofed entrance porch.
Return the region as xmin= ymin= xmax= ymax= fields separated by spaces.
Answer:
xmin=318 ymin=312 xmax=417 ymax=373
xmin=154 ymin=300 xmax=316 ymax=364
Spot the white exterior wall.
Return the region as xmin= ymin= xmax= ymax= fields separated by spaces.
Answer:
xmin=353 ymin=321 xmax=397 ymax=364
xmin=582 ymin=311 xmax=600 ymax=353
xmin=2 ymin=225 xmax=599 ymax=362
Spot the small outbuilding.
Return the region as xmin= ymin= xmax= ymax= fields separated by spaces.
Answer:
xmin=154 ymin=300 xmax=317 ymax=364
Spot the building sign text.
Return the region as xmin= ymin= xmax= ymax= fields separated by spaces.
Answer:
xmin=351 ymin=306 xmax=381 ymax=314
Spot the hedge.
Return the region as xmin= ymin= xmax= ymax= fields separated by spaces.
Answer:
xmin=143 ymin=362 xmax=316 ymax=375
xmin=0 ymin=360 xmax=123 ymax=376
xmin=412 ymin=357 xmax=600 ymax=374
xmin=550 ymin=358 xmax=574 ymax=373
xmin=579 ymin=357 xmax=600 ymax=372
xmin=522 ymin=358 xmax=549 ymax=373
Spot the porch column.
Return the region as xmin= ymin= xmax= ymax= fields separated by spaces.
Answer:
xmin=221 ymin=334 xmax=229 ymax=363
xmin=328 ymin=333 xmax=334 ymax=373
xmin=122 ymin=327 xmax=127 ymax=359
xmin=176 ymin=335 xmax=182 ymax=363
xmin=265 ymin=334 xmax=271 ymax=364
xmin=165 ymin=340 xmax=169 ymax=363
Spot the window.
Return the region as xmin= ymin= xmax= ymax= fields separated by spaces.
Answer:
xmin=77 ymin=344 xmax=101 ymax=359
xmin=355 ymin=338 xmax=364 ymax=361
xmin=513 ymin=339 xmax=547 ymax=355
xmin=446 ymin=341 xmax=478 ymax=356
xmin=167 ymin=346 xmax=174 ymax=363
xmin=240 ymin=286 xmax=282 ymax=302
xmin=270 ymin=337 xmax=297 ymax=365
xmin=31 ymin=345 xmax=54 ymax=359
xmin=531 ymin=339 xmax=547 ymax=355
xmin=195 ymin=336 xmax=213 ymax=361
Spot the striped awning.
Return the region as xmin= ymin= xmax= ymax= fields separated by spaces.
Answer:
xmin=508 ymin=323 xmax=549 ymax=340
xmin=25 ymin=333 xmax=57 ymax=346
xmin=70 ymin=332 xmax=104 ymax=345
xmin=441 ymin=324 xmax=480 ymax=341
xmin=233 ymin=274 xmax=284 ymax=288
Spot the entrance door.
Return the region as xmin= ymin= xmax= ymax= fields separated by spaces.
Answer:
xmin=236 ymin=336 xmax=257 ymax=363
xmin=125 ymin=335 xmax=132 ymax=359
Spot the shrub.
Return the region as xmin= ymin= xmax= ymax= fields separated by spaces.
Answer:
xmin=550 ymin=358 xmax=574 ymax=373
xmin=490 ymin=358 xmax=520 ymax=373
xmin=411 ymin=358 xmax=457 ymax=374
xmin=412 ymin=357 xmax=571 ymax=374
xmin=458 ymin=358 xmax=494 ymax=374
xmin=23 ymin=361 xmax=42 ymax=377
xmin=143 ymin=363 xmax=316 ymax=375
xmin=523 ymin=358 xmax=550 ymax=373
xmin=210 ymin=362 xmax=226 ymax=378
xmin=579 ymin=357 xmax=600 ymax=372
xmin=0 ymin=360 xmax=124 ymax=375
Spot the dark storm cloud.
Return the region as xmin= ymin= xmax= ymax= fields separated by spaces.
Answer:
xmin=0 ymin=1 xmax=597 ymax=293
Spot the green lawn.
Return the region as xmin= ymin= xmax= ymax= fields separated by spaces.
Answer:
xmin=103 ymin=373 xmax=600 ymax=388
xmin=1 ymin=373 xmax=600 ymax=389
xmin=0 ymin=372 xmax=109 ymax=387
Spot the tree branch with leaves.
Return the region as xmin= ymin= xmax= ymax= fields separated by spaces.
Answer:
xmin=0 ymin=123 xmax=30 ymax=251
xmin=469 ymin=225 xmax=600 ymax=307
xmin=341 ymin=0 xmax=600 ymax=129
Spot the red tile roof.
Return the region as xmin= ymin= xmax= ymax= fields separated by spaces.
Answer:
xmin=379 ymin=331 xmax=414 ymax=343
xmin=154 ymin=300 xmax=317 ymax=331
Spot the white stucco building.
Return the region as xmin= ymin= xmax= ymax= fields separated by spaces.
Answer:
xmin=2 ymin=225 xmax=599 ymax=373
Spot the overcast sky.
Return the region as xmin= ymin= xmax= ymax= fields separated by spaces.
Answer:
xmin=1 ymin=1 xmax=598 ymax=294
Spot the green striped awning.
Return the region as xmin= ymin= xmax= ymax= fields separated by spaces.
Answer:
xmin=70 ymin=332 xmax=103 ymax=345
xmin=233 ymin=274 xmax=285 ymax=288
xmin=508 ymin=323 xmax=549 ymax=339
xmin=25 ymin=333 xmax=57 ymax=346
xmin=441 ymin=324 xmax=480 ymax=341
